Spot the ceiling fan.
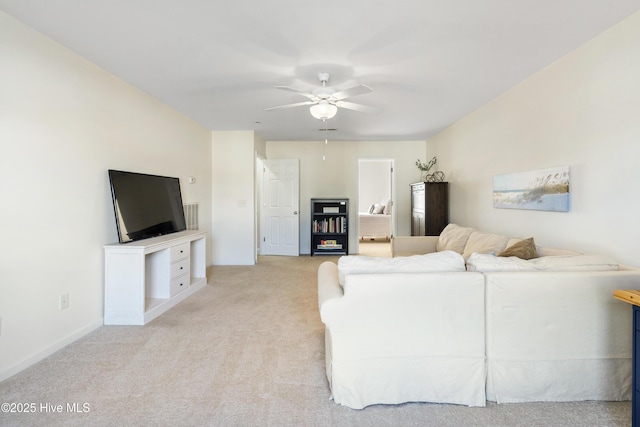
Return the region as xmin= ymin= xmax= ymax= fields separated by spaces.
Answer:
xmin=265 ymin=72 xmax=373 ymax=120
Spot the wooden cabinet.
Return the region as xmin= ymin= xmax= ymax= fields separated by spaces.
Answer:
xmin=311 ymin=198 xmax=348 ymax=256
xmin=410 ymin=182 xmax=449 ymax=236
xmin=104 ymin=230 xmax=207 ymax=325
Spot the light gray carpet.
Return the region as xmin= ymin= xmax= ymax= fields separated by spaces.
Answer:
xmin=0 ymin=255 xmax=631 ymax=426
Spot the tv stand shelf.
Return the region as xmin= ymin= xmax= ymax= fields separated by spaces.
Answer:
xmin=104 ymin=230 xmax=207 ymax=325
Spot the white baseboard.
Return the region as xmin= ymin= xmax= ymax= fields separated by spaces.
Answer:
xmin=0 ymin=318 xmax=103 ymax=383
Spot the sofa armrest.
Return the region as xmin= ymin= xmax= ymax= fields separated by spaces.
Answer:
xmin=318 ymin=261 xmax=343 ymax=314
xmin=391 ymin=236 xmax=438 ymax=257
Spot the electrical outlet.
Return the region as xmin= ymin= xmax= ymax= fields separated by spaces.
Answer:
xmin=60 ymin=293 xmax=69 ymax=310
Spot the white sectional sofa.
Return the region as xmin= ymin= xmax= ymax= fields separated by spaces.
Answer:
xmin=317 ymin=224 xmax=640 ymax=409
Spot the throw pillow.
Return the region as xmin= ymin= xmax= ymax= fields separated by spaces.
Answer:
xmin=373 ymin=204 xmax=385 ymax=214
xmin=436 ymin=224 xmax=476 ymax=254
xmin=368 ymin=204 xmax=376 ymax=214
xmin=498 ymin=237 xmax=538 ymax=260
xmin=381 ymin=197 xmax=392 ymax=214
xmin=462 ymin=231 xmax=510 ymax=259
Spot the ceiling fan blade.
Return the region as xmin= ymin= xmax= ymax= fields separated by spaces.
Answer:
xmin=332 ymin=84 xmax=373 ymax=101
xmin=275 ymin=86 xmax=317 ymax=101
xmin=335 ymin=101 xmax=376 ymax=113
xmin=265 ymin=100 xmax=316 ymax=111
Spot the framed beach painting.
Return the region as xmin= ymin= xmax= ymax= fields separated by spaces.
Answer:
xmin=493 ymin=166 xmax=570 ymax=212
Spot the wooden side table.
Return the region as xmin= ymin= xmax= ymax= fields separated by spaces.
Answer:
xmin=614 ymin=289 xmax=640 ymax=427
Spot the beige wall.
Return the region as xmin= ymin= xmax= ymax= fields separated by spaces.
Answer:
xmin=430 ymin=11 xmax=640 ymax=266
xmin=0 ymin=11 xmax=212 ymax=380
xmin=211 ymin=131 xmax=260 ymax=265
xmin=266 ymin=140 xmax=428 ymax=254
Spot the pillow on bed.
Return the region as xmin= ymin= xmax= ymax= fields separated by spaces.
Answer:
xmin=337 ymin=250 xmax=465 ymax=285
xmin=368 ymin=204 xmax=376 ymax=214
xmin=372 ymin=204 xmax=385 ymax=214
xmin=381 ymin=197 xmax=392 ymax=214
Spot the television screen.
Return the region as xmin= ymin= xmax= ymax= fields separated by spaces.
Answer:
xmin=108 ymin=170 xmax=187 ymax=243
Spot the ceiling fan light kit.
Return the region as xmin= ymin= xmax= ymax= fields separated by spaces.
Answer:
xmin=266 ymin=72 xmax=372 ymax=121
xmin=310 ymin=100 xmax=338 ymax=120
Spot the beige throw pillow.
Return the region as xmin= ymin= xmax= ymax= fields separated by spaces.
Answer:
xmin=436 ymin=224 xmax=476 ymax=254
xmin=462 ymin=231 xmax=511 ymax=259
xmin=498 ymin=237 xmax=538 ymax=260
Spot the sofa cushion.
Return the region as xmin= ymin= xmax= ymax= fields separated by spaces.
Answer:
xmin=337 ymin=250 xmax=465 ymax=285
xmin=498 ymin=237 xmax=538 ymax=260
xmin=466 ymin=253 xmax=618 ymax=272
xmin=462 ymin=231 xmax=510 ymax=259
xmin=536 ymin=247 xmax=583 ymax=257
xmin=436 ymin=223 xmax=476 ymax=253
xmin=467 ymin=253 xmax=537 ymax=272
xmin=531 ymin=255 xmax=618 ymax=271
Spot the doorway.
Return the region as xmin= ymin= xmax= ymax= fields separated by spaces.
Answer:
xmin=357 ymin=159 xmax=394 ymax=257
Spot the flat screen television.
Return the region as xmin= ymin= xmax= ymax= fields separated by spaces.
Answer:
xmin=108 ymin=170 xmax=187 ymax=243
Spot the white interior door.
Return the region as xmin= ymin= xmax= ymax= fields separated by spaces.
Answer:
xmin=261 ymin=159 xmax=299 ymax=256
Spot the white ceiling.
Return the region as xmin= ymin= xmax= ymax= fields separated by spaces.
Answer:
xmin=2 ymin=1 xmax=639 ymax=141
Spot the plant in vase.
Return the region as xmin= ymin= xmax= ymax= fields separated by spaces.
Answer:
xmin=416 ymin=157 xmax=446 ymax=182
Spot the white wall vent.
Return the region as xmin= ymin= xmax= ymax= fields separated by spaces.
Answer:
xmin=183 ymin=203 xmax=199 ymax=230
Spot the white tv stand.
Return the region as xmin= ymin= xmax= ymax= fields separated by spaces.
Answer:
xmin=104 ymin=230 xmax=207 ymax=325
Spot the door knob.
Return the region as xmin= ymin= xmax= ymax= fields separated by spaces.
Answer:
xmin=294 ymin=211 xmax=298 ymax=215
